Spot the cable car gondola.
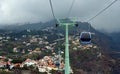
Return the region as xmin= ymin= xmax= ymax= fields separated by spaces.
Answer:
xmin=80 ymin=32 xmax=91 ymax=44
xmin=55 ymin=61 xmax=60 ymax=68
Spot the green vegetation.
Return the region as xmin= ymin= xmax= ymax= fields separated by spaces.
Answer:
xmin=0 ymin=27 xmax=119 ymax=74
xmin=12 ymin=57 xmax=26 ymax=63
xmin=0 ymin=71 xmax=14 ymax=74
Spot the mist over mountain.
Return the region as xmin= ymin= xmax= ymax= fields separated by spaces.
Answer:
xmin=0 ymin=0 xmax=120 ymax=33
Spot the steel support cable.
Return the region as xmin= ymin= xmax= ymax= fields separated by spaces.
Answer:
xmin=87 ymin=0 xmax=118 ymax=22
xmin=87 ymin=0 xmax=118 ymax=31
xmin=49 ymin=0 xmax=56 ymax=20
xmin=87 ymin=0 xmax=111 ymax=31
xmin=67 ymin=0 xmax=76 ymax=18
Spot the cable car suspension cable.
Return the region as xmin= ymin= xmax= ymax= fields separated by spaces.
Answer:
xmin=87 ymin=0 xmax=118 ymax=22
xmin=67 ymin=0 xmax=76 ymax=18
xmin=49 ymin=0 xmax=56 ymax=20
xmin=87 ymin=0 xmax=118 ymax=31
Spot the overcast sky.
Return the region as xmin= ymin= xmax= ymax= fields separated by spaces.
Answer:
xmin=0 ymin=0 xmax=120 ymax=33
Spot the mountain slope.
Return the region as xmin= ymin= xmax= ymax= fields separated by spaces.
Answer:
xmin=0 ymin=20 xmax=117 ymax=51
xmin=0 ymin=21 xmax=120 ymax=74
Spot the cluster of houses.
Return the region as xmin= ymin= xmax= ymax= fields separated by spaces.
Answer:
xmin=0 ymin=29 xmax=100 ymax=74
xmin=0 ymin=55 xmax=65 ymax=73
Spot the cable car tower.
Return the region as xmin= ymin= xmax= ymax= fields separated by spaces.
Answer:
xmin=56 ymin=18 xmax=78 ymax=74
xmin=49 ymin=0 xmax=78 ymax=73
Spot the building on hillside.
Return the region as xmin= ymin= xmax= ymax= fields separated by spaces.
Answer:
xmin=23 ymin=59 xmax=37 ymax=66
xmin=13 ymin=48 xmax=18 ymax=53
xmin=0 ymin=62 xmax=6 ymax=68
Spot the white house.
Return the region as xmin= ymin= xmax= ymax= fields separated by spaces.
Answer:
xmin=23 ymin=59 xmax=36 ymax=66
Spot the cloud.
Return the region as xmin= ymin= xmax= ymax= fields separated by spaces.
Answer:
xmin=0 ymin=0 xmax=120 ymax=33
xmin=0 ymin=0 xmax=52 ymax=24
xmin=88 ymin=0 xmax=120 ymax=33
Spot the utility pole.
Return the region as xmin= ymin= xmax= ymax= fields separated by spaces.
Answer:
xmin=56 ymin=18 xmax=78 ymax=74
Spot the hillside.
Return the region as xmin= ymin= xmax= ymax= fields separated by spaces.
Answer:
xmin=108 ymin=32 xmax=120 ymax=51
xmin=0 ymin=21 xmax=120 ymax=74
xmin=1 ymin=20 xmax=119 ymax=54
xmin=0 ymin=21 xmax=116 ymax=50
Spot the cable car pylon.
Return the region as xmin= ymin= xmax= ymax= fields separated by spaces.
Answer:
xmin=56 ymin=18 xmax=78 ymax=74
